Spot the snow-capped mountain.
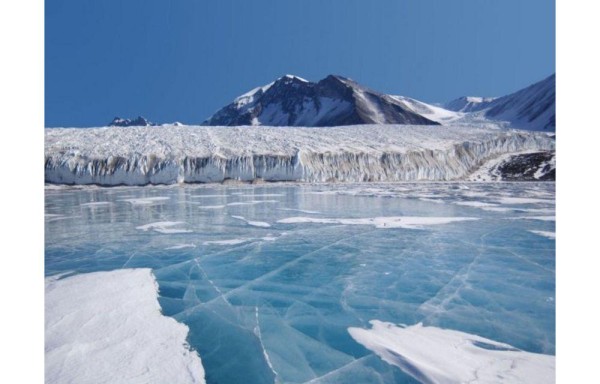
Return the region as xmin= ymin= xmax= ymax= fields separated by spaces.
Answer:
xmin=203 ymin=75 xmax=440 ymax=127
xmin=483 ymin=74 xmax=555 ymax=131
xmin=445 ymin=75 xmax=555 ymax=131
xmin=203 ymin=73 xmax=555 ymax=131
xmin=109 ymin=116 xmax=154 ymax=127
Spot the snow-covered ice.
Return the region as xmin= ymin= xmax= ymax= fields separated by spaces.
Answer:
xmin=530 ymin=230 xmax=556 ymax=239
xmin=45 ymin=269 xmax=205 ymax=384
xmin=136 ymin=221 xmax=193 ymax=234
xmin=509 ymin=216 xmax=555 ymax=222
xmin=227 ymin=200 xmax=279 ymax=206
xmin=232 ymin=215 xmax=271 ymax=228
xmin=348 ymin=320 xmax=554 ymax=384
xmin=46 ymin=182 xmax=555 ymax=384
xmin=122 ymin=196 xmax=170 ymax=205
xmin=165 ymin=243 xmax=197 ymax=250
xmin=203 ymin=238 xmax=252 ymax=246
xmin=454 ymin=201 xmax=499 ymax=208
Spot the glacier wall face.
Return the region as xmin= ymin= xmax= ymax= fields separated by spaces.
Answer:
xmin=45 ymin=125 xmax=555 ymax=185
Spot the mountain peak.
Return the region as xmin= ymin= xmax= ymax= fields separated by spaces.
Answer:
xmin=109 ymin=116 xmax=154 ymax=127
xmin=279 ymin=74 xmax=309 ymax=82
xmin=203 ymin=75 xmax=439 ymax=127
xmin=320 ymin=74 xmax=355 ymax=86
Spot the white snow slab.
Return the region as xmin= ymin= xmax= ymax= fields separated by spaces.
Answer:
xmin=80 ymin=201 xmax=113 ymax=207
xmin=203 ymin=238 xmax=251 ymax=245
xmin=232 ymin=215 xmax=271 ymax=228
xmin=198 ymin=205 xmax=226 ymax=209
xmin=509 ymin=216 xmax=556 ymax=222
xmin=348 ymin=320 xmax=554 ymax=384
xmin=122 ymin=196 xmax=170 ymax=205
xmin=277 ymin=216 xmax=478 ymax=229
xmin=165 ymin=243 xmax=197 ymax=250
xmin=136 ymin=221 xmax=193 ymax=234
xmin=529 ymin=230 xmax=556 ymax=239
xmin=226 ymin=200 xmax=279 ymax=206
xmin=454 ymin=201 xmax=499 ymax=208
xmin=496 ymin=197 xmax=554 ymax=205
xmin=278 ymin=208 xmax=321 ymax=214
xmin=45 ymin=269 xmax=205 ymax=384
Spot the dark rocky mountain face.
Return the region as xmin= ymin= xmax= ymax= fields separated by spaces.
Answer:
xmin=203 ymin=75 xmax=440 ymax=127
xmin=497 ymin=151 xmax=555 ymax=181
xmin=109 ymin=116 xmax=154 ymax=127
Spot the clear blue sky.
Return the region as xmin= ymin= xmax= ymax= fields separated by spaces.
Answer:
xmin=45 ymin=0 xmax=555 ymax=127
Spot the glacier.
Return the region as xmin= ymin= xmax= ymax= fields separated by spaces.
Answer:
xmin=45 ymin=125 xmax=554 ymax=186
xmin=46 ymin=182 xmax=555 ymax=384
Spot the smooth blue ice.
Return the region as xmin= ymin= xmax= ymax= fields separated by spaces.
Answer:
xmin=45 ymin=182 xmax=555 ymax=384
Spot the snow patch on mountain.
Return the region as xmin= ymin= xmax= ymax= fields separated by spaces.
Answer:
xmin=391 ymin=95 xmax=464 ymax=124
xmin=445 ymin=96 xmax=497 ymax=113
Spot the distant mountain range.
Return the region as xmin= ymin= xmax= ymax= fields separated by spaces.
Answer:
xmin=444 ymin=74 xmax=555 ymax=131
xmin=108 ymin=116 xmax=182 ymax=127
xmin=109 ymin=116 xmax=155 ymax=127
xmin=111 ymin=73 xmax=555 ymax=131
xmin=444 ymin=97 xmax=498 ymax=113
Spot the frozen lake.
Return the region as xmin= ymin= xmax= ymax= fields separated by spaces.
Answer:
xmin=45 ymin=182 xmax=555 ymax=383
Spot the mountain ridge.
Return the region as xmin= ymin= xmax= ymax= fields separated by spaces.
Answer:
xmin=203 ymin=74 xmax=440 ymax=127
xmin=104 ymin=73 xmax=556 ymax=131
xmin=203 ymin=73 xmax=555 ymax=131
xmin=445 ymin=74 xmax=555 ymax=131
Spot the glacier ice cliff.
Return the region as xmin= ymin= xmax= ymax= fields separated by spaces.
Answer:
xmin=45 ymin=125 xmax=555 ymax=186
